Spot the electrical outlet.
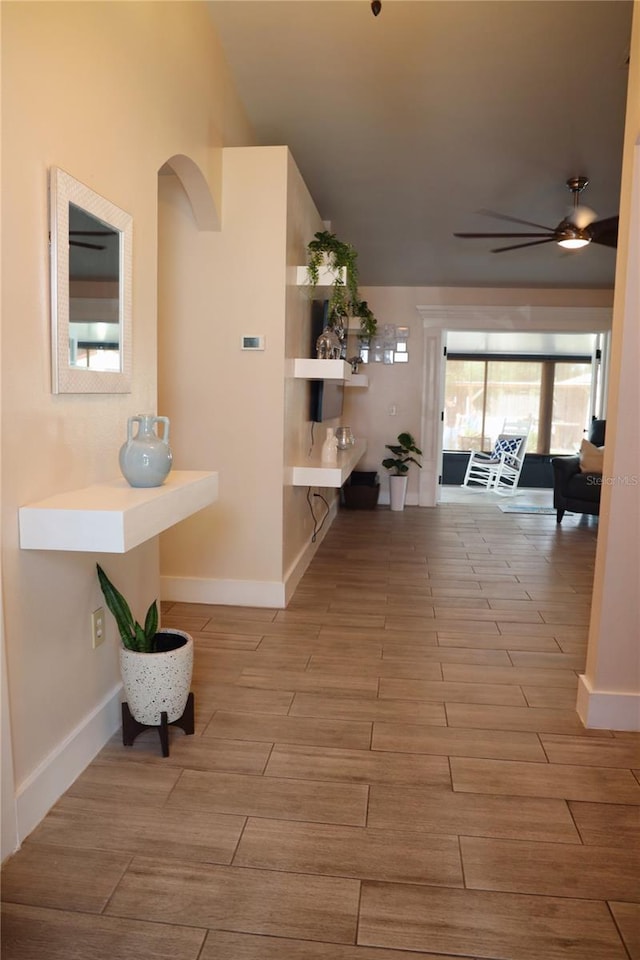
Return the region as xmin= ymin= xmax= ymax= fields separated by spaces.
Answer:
xmin=91 ymin=607 xmax=105 ymax=649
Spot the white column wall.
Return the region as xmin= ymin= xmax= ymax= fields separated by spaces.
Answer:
xmin=159 ymin=146 xmax=333 ymax=607
xmin=578 ymin=8 xmax=640 ymax=731
xmin=159 ymin=148 xmax=288 ymax=606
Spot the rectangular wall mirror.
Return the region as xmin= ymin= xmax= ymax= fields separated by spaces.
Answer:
xmin=50 ymin=167 xmax=132 ymax=393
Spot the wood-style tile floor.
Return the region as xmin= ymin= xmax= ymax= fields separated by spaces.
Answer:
xmin=3 ymin=503 xmax=640 ymax=960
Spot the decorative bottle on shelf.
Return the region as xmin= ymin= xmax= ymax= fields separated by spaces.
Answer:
xmin=335 ymin=426 xmax=355 ymax=449
xmin=321 ymin=427 xmax=338 ymax=464
xmin=119 ymin=414 xmax=172 ymax=488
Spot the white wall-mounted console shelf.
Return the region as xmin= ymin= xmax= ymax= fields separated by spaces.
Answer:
xmin=286 ymin=439 xmax=366 ymax=488
xmin=292 ymin=358 xmax=352 ymax=381
xmin=345 ymin=373 xmax=368 ymax=387
xmin=19 ymin=470 xmax=218 ymax=553
xmin=295 ymin=265 xmax=347 ymax=288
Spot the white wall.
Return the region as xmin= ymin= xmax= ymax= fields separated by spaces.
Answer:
xmin=0 ymin=3 xmax=17 ymax=858
xmin=1 ymin=1 xmax=253 ymax=856
xmin=282 ymin=152 xmax=341 ymax=596
xmin=159 ymin=147 xmax=288 ymax=604
xmin=579 ymin=4 xmax=640 ymax=730
xmin=159 ymin=146 xmax=337 ymax=607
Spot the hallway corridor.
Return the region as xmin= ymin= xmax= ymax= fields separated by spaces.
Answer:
xmin=2 ymin=503 xmax=639 ymax=960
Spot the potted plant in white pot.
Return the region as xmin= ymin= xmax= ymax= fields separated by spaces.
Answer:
xmin=382 ymin=432 xmax=423 ymax=511
xmin=96 ymin=564 xmax=194 ymax=756
xmin=305 ymin=229 xmax=360 ymax=323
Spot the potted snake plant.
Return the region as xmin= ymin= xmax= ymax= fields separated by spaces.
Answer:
xmin=96 ymin=564 xmax=193 ymax=732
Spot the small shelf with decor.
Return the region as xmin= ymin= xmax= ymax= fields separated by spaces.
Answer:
xmin=292 ymin=358 xmax=352 ymax=381
xmin=295 ymin=265 xmax=347 ymax=288
xmin=18 ymin=470 xmax=218 ymax=553
xmin=285 ymin=439 xmax=367 ymax=488
xmin=345 ymin=373 xmax=368 ymax=387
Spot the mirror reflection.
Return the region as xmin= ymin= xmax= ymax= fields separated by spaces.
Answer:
xmin=69 ymin=204 xmax=120 ymax=371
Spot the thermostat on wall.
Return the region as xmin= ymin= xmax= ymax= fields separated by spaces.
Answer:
xmin=241 ymin=335 xmax=265 ymax=351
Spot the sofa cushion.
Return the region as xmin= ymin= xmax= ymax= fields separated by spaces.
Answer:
xmin=579 ymin=439 xmax=604 ymax=473
xmin=567 ymin=471 xmax=602 ymax=503
xmin=493 ymin=437 xmax=522 ymax=457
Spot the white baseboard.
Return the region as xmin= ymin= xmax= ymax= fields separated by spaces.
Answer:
xmin=577 ymin=674 xmax=640 ymax=731
xmin=161 ymin=576 xmax=286 ymax=608
xmin=283 ymin=497 xmax=339 ymax=606
xmin=161 ymin=500 xmax=340 ymax=610
xmin=15 ymin=682 xmax=122 ymax=846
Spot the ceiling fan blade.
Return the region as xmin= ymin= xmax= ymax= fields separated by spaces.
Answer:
xmin=69 ymin=230 xmax=114 ymax=237
xmin=477 ymin=209 xmax=556 ymax=232
xmin=454 ymin=232 xmax=553 ymax=239
xmin=70 ymin=240 xmax=106 ymax=250
xmin=589 ymin=215 xmax=618 ymax=248
xmin=491 ymin=238 xmax=557 ymax=253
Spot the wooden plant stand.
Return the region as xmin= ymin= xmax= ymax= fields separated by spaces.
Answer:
xmin=121 ymin=692 xmax=195 ymax=758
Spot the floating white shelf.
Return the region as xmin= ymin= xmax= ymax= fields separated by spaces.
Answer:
xmin=345 ymin=373 xmax=369 ymax=387
xmin=19 ymin=470 xmax=218 ymax=553
xmin=286 ymin=439 xmax=366 ymax=488
xmin=292 ymin=358 xmax=352 ymax=381
xmin=295 ymin=265 xmax=347 ymax=288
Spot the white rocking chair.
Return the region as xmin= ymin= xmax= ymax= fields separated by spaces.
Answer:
xmin=463 ymin=431 xmax=529 ymax=493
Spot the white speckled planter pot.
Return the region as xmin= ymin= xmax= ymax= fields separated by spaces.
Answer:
xmin=119 ymin=629 xmax=193 ymax=726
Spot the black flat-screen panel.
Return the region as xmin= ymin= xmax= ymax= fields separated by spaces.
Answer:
xmin=310 ymin=299 xmax=329 ymax=356
xmin=309 ymin=379 xmax=344 ymax=423
xmin=308 ymin=298 xmax=344 ymax=422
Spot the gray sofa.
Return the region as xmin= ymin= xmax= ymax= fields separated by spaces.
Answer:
xmin=551 ymin=420 xmax=605 ymax=523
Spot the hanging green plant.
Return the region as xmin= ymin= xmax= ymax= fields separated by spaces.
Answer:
xmin=351 ymin=299 xmax=378 ymax=340
xmin=305 ymin=230 xmax=359 ymax=316
xmin=327 ymin=285 xmax=351 ymax=327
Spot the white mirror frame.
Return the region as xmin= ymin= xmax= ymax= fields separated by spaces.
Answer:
xmin=50 ymin=167 xmax=132 ymax=393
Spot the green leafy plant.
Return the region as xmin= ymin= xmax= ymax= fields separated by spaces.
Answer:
xmin=305 ymin=230 xmax=359 ymax=317
xmin=327 ymin=284 xmax=351 ymax=327
xmin=382 ymin=432 xmax=423 ymax=476
xmin=96 ymin=563 xmax=159 ymax=653
xmin=351 ymin=299 xmax=378 ymax=340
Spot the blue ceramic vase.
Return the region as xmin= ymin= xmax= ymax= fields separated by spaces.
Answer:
xmin=119 ymin=414 xmax=172 ymax=488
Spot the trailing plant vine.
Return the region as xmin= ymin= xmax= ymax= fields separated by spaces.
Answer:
xmin=351 ymin=299 xmax=378 ymax=339
xmin=305 ymin=230 xmax=360 ymax=321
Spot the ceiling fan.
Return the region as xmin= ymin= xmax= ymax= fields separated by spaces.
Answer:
xmin=69 ymin=230 xmax=113 ymax=251
xmin=454 ymin=177 xmax=618 ymax=253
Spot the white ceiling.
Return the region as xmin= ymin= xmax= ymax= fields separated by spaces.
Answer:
xmin=207 ymin=0 xmax=633 ymax=290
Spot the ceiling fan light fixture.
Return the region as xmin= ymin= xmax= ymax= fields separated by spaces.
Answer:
xmin=556 ymin=219 xmax=591 ymax=249
xmin=557 ymin=236 xmax=591 ymax=250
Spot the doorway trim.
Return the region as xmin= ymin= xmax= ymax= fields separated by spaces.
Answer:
xmin=417 ymin=304 xmax=612 ymax=507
